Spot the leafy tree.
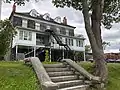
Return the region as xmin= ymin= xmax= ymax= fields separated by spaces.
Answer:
xmin=102 ymin=41 xmax=110 ymax=50
xmin=44 ymin=50 xmax=50 ymax=62
xmin=52 ymin=0 xmax=120 ymax=85
xmin=85 ymin=45 xmax=91 ymax=53
xmin=0 ymin=19 xmax=16 ymax=59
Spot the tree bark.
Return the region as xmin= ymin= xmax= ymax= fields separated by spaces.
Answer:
xmin=82 ymin=0 xmax=108 ymax=84
xmin=91 ymin=0 xmax=103 ymax=50
xmin=91 ymin=0 xmax=108 ymax=82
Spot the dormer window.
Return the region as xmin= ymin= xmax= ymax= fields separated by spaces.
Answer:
xmin=43 ymin=13 xmax=50 ymax=20
xmin=46 ymin=15 xmax=50 ymax=20
xmin=29 ymin=9 xmax=40 ymax=17
xmin=54 ymin=16 xmax=61 ymax=23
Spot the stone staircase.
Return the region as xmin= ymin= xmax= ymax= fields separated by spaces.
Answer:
xmin=43 ymin=63 xmax=90 ymax=90
xmin=28 ymin=57 xmax=100 ymax=90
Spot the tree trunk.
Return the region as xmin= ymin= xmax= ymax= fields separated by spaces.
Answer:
xmin=91 ymin=0 xmax=103 ymax=50
xmin=91 ymin=0 xmax=108 ymax=82
xmin=82 ymin=0 xmax=108 ymax=85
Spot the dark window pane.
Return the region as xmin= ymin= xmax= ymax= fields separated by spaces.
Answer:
xmin=65 ymin=38 xmax=68 ymax=44
xmin=76 ymin=39 xmax=78 ymax=46
xmin=69 ymin=30 xmax=74 ymax=36
xmin=36 ymin=34 xmax=45 ymax=45
xmin=60 ymin=27 xmax=66 ymax=35
xmin=50 ymin=25 xmax=57 ymax=32
xmin=71 ymin=39 xmax=73 ymax=46
xmin=27 ymin=20 xmax=35 ymax=29
xmin=13 ymin=16 xmax=22 ymax=26
xmin=40 ymin=23 xmax=46 ymax=31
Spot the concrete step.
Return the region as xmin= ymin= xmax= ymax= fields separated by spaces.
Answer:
xmin=57 ymin=85 xmax=89 ymax=90
xmin=48 ymin=71 xmax=74 ymax=77
xmin=56 ymin=80 xmax=83 ymax=88
xmin=50 ymin=75 xmax=78 ymax=82
xmin=43 ymin=63 xmax=65 ymax=68
xmin=45 ymin=67 xmax=69 ymax=72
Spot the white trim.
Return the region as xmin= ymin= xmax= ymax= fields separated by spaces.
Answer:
xmin=16 ymin=45 xmax=18 ymax=60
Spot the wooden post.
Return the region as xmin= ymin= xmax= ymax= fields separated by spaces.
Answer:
xmin=83 ymin=51 xmax=86 ymax=61
xmin=34 ymin=46 xmax=36 ymax=57
xmin=16 ymin=45 xmax=18 ymax=60
xmin=62 ymin=47 xmax=64 ymax=59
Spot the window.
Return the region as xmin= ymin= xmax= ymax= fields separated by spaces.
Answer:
xmin=19 ymin=31 xmax=23 ymax=40
xmin=65 ymin=38 xmax=68 ymax=44
xmin=46 ymin=16 xmax=50 ymax=20
xmin=40 ymin=23 xmax=46 ymax=31
xmin=27 ymin=20 xmax=35 ymax=29
xmin=36 ymin=34 xmax=45 ymax=45
xmin=71 ymin=39 xmax=73 ymax=46
xmin=24 ymin=31 xmax=28 ymax=40
xmin=60 ymin=27 xmax=66 ymax=35
xmin=50 ymin=25 xmax=57 ymax=32
xmin=68 ymin=39 xmax=71 ymax=46
xmin=19 ymin=30 xmax=32 ymax=41
xmin=76 ymin=39 xmax=83 ymax=47
xmin=80 ymin=40 xmax=83 ymax=47
xmin=69 ymin=30 xmax=74 ymax=36
xmin=76 ymin=40 xmax=78 ymax=46
xmin=65 ymin=38 xmax=73 ymax=46
xmin=28 ymin=32 xmax=32 ymax=41
xmin=35 ymin=23 xmax=40 ymax=30
xmin=13 ymin=16 xmax=22 ymax=27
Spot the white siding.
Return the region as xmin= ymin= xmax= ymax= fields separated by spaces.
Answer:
xmin=22 ymin=19 xmax=27 ymax=28
xmin=35 ymin=23 xmax=40 ymax=30
xmin=51 ymin=37 xmax=85 ymax=51
xmin=12 ymin=29 xmax=36 ymax=47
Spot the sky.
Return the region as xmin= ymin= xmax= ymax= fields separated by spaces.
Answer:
xmin=1 ymin=0 xmax=120 ymax=53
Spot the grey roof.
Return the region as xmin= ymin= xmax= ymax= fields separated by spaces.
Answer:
xmin=10 ymin=10 xmax=76 ymax=28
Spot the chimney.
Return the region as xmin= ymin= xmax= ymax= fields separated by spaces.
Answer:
xmin=12 ymin=3 xmax=16 ymax=13
xmin=63 ymin=17 xmax=67 ymax=25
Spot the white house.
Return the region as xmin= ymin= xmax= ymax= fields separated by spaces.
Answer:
xmin=9 ymin=9 xmax=85 ymax=61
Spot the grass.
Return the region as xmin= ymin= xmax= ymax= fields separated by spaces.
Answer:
xmin=79 ymin=62 xmax=120 ymax=90
xmin=107 ymin=63 xmax=120 ymax=90
xmin=0 ymin=61 xmax=39 ymax=90
xmin=0 ymin=61 xmax=120 ymax=90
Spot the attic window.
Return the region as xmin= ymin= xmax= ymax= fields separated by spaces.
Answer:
xmin=54 ymin=16 xmax=61 ymax=23
xmin=43 ymin=13 xmax=50 ymax=20
xmin=30 ymin=9 xmax=39 ymax=17
xmin=46 ymin=15 xmax=50 ymax=20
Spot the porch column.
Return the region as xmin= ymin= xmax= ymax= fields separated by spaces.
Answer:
xmin=49 ymin=35 xmax=52 ymax=62
xmin=50 ymin=46 xmax=51 ymax=62
xmin=62 ymin=47 xmax=64 ymax=59
xmin=16 ymin=45 xmax=18 ymax=60
xmin=34 ymin=46 xmax=36 ymax=57
xmin=83 ymin=51 xmax=86 ymax=61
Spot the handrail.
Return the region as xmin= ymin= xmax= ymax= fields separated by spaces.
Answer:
xmin=25 ymin=50 xmax=34 ymax=56
xmin=24 ymin=47 xmax=40 ymax=57
xmin=29 ymin=57 xmax=58 ymax=90
xmin=62 ymin=59 xmax=101 ymax=82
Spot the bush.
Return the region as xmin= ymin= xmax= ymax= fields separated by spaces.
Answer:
xmin=44 ymin=50 xmax=50 ymax=62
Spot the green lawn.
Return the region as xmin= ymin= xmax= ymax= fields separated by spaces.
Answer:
xmin=0 ymin=61 xmax=39 ymax=90
xmin=80 ymin=62 xmax=120 ymax=90
xmin=0 ymin=61 xmax=120 ymax=90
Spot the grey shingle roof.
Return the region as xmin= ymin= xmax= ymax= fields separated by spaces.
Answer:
xmin=11 ymin=11 xmax=76 ymax=28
